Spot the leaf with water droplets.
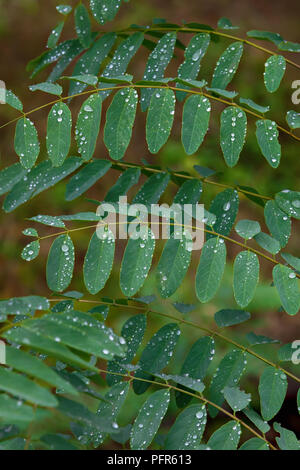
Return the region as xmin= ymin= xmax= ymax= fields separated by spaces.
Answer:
xmin=0 ymin=162 xmax=27 ymax=196
xmin=56 ymin=4 xmax=72 ymax=15
xmin=207 ymin=188 xmax=239 ymax=238
xmin=256 ymin=119 xmax=281 ymax=168
xmin=220 ymin=106 xmax=247 ymax=167
xmin=215 ymin=308 xmax=251 ymax=328
xmin=206 ymin=87 xmax=238 ymax=99
xmin=239 ymin=97 xmax=270 ymax=114
xmin=133 ymin=323 xmax=180 ymax=395
xmin=235 ymin=219 xmax=261 ymax=239
xmin=246 ymin=30 xmax=283 ymax=45
xmin=104 ymin=88 xmax=138 ymax=160
xmin=182 ymin=95 xmax=211 ymax=155
xmin=29 ymin=215 xmax=65 ymax=228
xmin=246 ymin=332 xmax=279 ymax=346
xmin=207 ymin=349 xmax=247 ymax=418
xmin=69 ymin=33 xmax=116 ymax=96
xmin=165 ymin=404 xmax=207 ymax=450
xmin=146 ymin=88 xmax=175 ymax=154
xmin=29 ymin=82 xmax=62 ymax=96
xmin=223 ymin=386 xmax=251 ymax=412
xmin=259 ymin=367 xmax=287 ymax=420
xmin=130 ymin=389 xmax=170 ymax=450
xmin=132 ymin=172 xmax=170 ymax=204
xmin=218 ymin=17 xmax=239 ymax=30
xmin=120 ymin=229 xmax=155 ymax=296
xmin=275 ymin=190 xmax=300 ymax=220
xmin=211 ymin=42 xmax=243 ymax=89
xmin=104 ymin=167 xmax=140 ymax=202
xmin=5 ymin=89 xmax=23 ymax=111
xmin=272 ymin=264 xmax=300 ymax=315
xmin=176 ymin=337 xmax=215 ymax=408
xmin=0 ymin=296 xmax=49 ymax=315
xmin=196 ymin=237 xmax=227 ymax=303
xmin=47 ymin=102 xmax=72 ymax=166
xmin=281 ymin=252 xmax=300 ymax=272
xmin=176 ymin=33 xmax=210 ymax=101
xmin=157 ymin=232 xmax=192 ymax=298
xmin=99 ymin=33 xmax=143 ymax=100
xmin=254 ymin=232 xmax=281 ymax=255
xmin=233 ymin=251 xmax=259 ymax=307
xmin=14 ymin=118 xmax=40 ymax=169
xmin=0 ymin=368 xmax=58 ymax=408
xmin=23 ymin=227 xmax=38 ymax=237
xmin=286 ymin=110 xmax=300 ymax=129
xmin=264 ymin=55 xmax=286 ymax=93
xmin=207 ymin=421 xmax=241 ymax=450
xmin=141 ymin=33 xmax=176 ymax=111
xmin=75 ymin=94 xmax=102 ymax=161
xmin=264 ymin=200 xmax=291 ymax=247
xmin=3 ymin=157 xmax=82 ymax=212
xmin=21 ymin=240 xmax=40 ymax=262
xmin=242 ymin=406 xmax=270 ymax=434
xmin=66 ymin=159 xmax=111 ymax=201
xmin=75 ymin=4 xmax=92 ymax=49
xmin=47 ymin=21 xmax=64 ymax=49
xmin=83 ymin=230 xmax=115 ymax=294
xmin=107 ymin=314 xmax=147 ymax=386
xmin=46 ymin=235 xmax=75 ymax=292
xmin=90 ymin=0 xmax=121 ymax=25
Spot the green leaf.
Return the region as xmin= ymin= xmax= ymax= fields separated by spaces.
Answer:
xmin=133 ymin=323 xmax=181 ymax=394
xmin=0 ymin=438 xmax=27 ymax=451
xmin=23 ymin=227 xmax=38 ymax=237
xmin=41 ymin=434 xmax=78 ymax=451
xmin=157 ymin=232 xmax=192 ymax=298
xmin=83 ymin=230 xmax=115 ymax=294
xmin=235 ymin=219 xmax=261 ymax=239
xmin=104 ymin=88 xmax=138 ymax=160
xmin=141 ymin=33 xmax=176 ymax=111
xmin=56 ymin=5 xmax=72 ymax=15
xmin=5 ymin=347 xmax=77 ymax=396
xmin=99 ymin=33 xmax=143 ymax=100
xmin=272 ymin=264 xmax=300 ymax=315
xmin=14 ymin=118 xmax=40 ymax=169
xmin=90 ymin=0 xmax=121 ymax=25
xmin=211 ymin=42 xmax=243 ymax=89
xmin=233 ymin=251 xmax=259 ymax=307
xmin=246 ymin=332 xmax=279 ymax=346
xmin=278 ymin=40 xmax=300 ymax=52
xmin=69 ymin=33 xmax=116 ymax=96
xmin=264 ymin=200 xmax=291 ymax=247
xmin=223 ymin=386 xmax=251 ymax=411
xmin=130 ymin=389 xmax=170 ymax=450
xmin=0 ymin=295 xmax=49 ymax=315
xmin=120 ymin=229 xmax=155 ymax=296
xmin=132 ymin=172 xmax=170 ymax=204
xmin=259 ymin=367 xmax=287 ymax=420
xmin=66 ymin=159 xmax=111 ymax=201
xmin=176 ymin=337 xmax=215 ymax=408
xmin=29 ymin=215 xmax=65 ymax=228
xmin=246 ymin=30 xmax=283 ymax=46
xmin=195 ymin=237 xmax=226 ymax=303
xmin=206 ymin=87 xmax=238 ymax=99
xmin=0 ymin=368 xmax=58 ymax=408
xmin=208 ymin=421 xmax=241 ymax=450
xmin=215 ymin=308 xmax=251 ymax=328
xmin=165 ymin=404 xmax=207 ymax=450
xmin=239 ymin=97 xmax=270 ymax=113
xmin=264 ymin=55 xmax=286 ymax=93
xmin=75 ymin=94 xmax=102 ymax=161
xmin=0 ymin=395 xmax=34 ymax=425
xmin=146 ymin=88 xmax=175 ymax=154
xmin=176 ymin=33 xmax=210 ymax=101
xmin=107 ymin=314 xmax=147 ymax=386
xmin=207 ymin=349 xmax=247 ymax=418
xmin=29 ymin=82 xmax=62 ymax=96
xmin=21 ymin=240 xmax=40 ymax=262
xmin=47 ymin=21 xmax=64 ymax=49
xmin=286 ymin=110 xmax=300 ymax=129
xmin=253 ymin=232 xmax=281 ymax=255
xmin=281 ymin=252 xmax=300 ymax=272
xmin=239 ymin=438 xmax=269 ymax=450
xmin=105 ymin=167 xmax=140 ymax=202
xmin=275 ymin=190 xmax=300 ymax=220
xmin=0 ymin=163 xmax=27 ymax=196
xmin=3 ymin=157 xmax=82 ymax=213
xmin=218 ymin=17 xmax=239 ymax=30
xmin=5 ymin=90 xmax=23 ymax=111
xmin=173 ymin=178 xmax=203 ymax=204
xmin=255 ymin=119 xmax=281 ymax=168
xmin=243 ymin=406 xmax=270 ymax=433
xmin=181 ymin=95 xmax=211 ymax=155
xmin=220 ymin=106 xmax=247 ymax=167
xmin=75 ymin=4 xmax=92 ymax=49
xmin=46 ymin=102 xmax=72 ymax=166
xmin=274 ymin=422 xmax=300 ymax=450
xmin=207 ymin=188 xmax=239 ymax=238
xmin=46 ymin=234 xmax=75 ymax=292
xmin=278 ymin=342 xmax=297 ymax=362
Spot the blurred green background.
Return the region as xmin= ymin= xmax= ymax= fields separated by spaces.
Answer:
xmin=0 ymin=0 xmax=299 ymax=447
